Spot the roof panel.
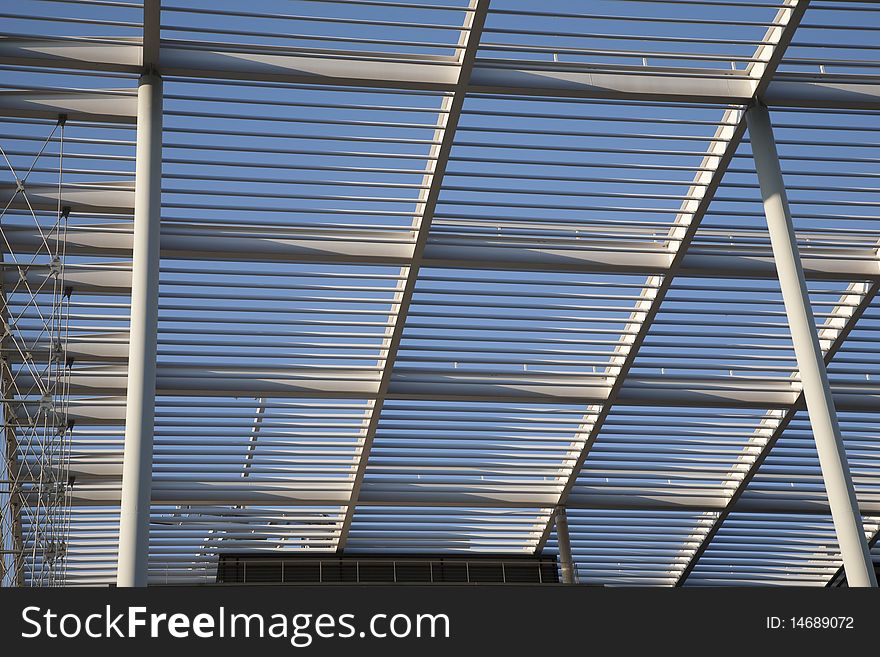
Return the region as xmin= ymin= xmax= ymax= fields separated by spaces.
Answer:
xmin=438 ymin=93 xmax=733 ymax=251
xmin=781 ymin=1 xmax=880 ymax=77
xmin=2 ymin=0 xmax=143 ymax=41
xmin=161 ymin=0 xmax=472 ymax=58
xmin=546 ymin=508 xmax=718 ymax=586
xmin=693 ymin=107 xmax=880 ymax=268
xmin=685 ymin=513 xmax=880 ymax=586
xmin=361 ymin=399 xmax=588 ymax=507
xmin=744 ymin=409 xmax=880 ymax=510
xmin=394 ymin=267 xmax=650 ymax=386
xmin=147 ymin=505 xmax=346 ymax=584
xmin=346 ymin=506 xmax=549 ymax=553
xmin=575 ymin=406 xmax=777 ymax=503
xmin=479 ymin=0 xmax=786 ymax=71
xmin=161 ymin=78 xmax=448 ymax=236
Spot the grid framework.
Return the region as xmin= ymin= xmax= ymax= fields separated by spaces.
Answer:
xmin=1 ymin=0 xmax=880 ymax=587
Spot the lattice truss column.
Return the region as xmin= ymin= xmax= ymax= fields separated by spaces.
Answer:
xmin=0 ymin=119 xmax=73 ymax=586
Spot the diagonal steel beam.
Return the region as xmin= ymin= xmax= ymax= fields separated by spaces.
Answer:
xmin=533 ymin=113 xmax=747 ymax=553
xmin=335 ymin=0 xmax=491 ymax=551
xmin=676 ymin=279 xmax=880 ymax=586
xmin=535 ymin=0 xmax=811 ymax=553
xmin=827 ymin=524 xmax=880 ymax=587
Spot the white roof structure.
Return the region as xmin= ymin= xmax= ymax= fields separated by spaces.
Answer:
xmin=1 ymin=0 xmax=879 ymax=587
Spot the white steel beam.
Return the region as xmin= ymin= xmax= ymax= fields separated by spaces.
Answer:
xmin=828 ymin=526 xmax=880 ymax=587
xmin=2 ymin=266 xmax=132 ymax=295
xmin=676 ymin=280 xmax=880 ymax=586
xmin=6 ymin=73 xmax=880 ymax=128
xmin=554 ymin=507 xmax=575 ymax=584
xmin=32 ymin=484 xmax=880 ymax=516
xmin=534 ymin=90 xmax=737 ymax=552
xmin=763 ymin=76 xmax=880 ymax=109
xmin=13 ymin=367 xmax=880 ymax=410
xmin=6 ymin=34 xmax=880 ymax=110
xmin=116 ymin=71 xmax=161 ymax=588
xmin=466 ymin=63 xmax=756 ymax=103
xmin=746 ymin=103 xmax=876 ymax=587
xmin=0 ymin=89 xmax=136 ymax=123
xmin=3 ymin=224 xmax=879 ymax=282
xmin=335 ymin=0 xmax=491 ymax=551
xmin=0 ymin=182 xmax=134 ymax=214
xmin=533 ymin=0 xmax=810 ymax=554
xmin=142 ymin=0 xmax=160 ymax=71
xmin=116 ymin=0 xmax=162 ymax=588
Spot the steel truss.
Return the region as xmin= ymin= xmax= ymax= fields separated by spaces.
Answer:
xmin=0 ymin=116 xmax=73 ymax=586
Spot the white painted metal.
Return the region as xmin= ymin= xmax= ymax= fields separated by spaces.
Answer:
xmin=677 ymin=281 xmax=880 ymax=586
xmin=5 ymin=41 xmax=880 ymax=109
xmin=8 ymin=222 xmax=880 ymax=282
xmin=33 ymin=485 xmax=880 ymax=516
xmin=116 ymin=72 xmax=162 ymax=587
xmin=3 ymin=0 xmax=880 ymax=587
xmin=554 ymin=508 xmax=575 ymax=584
xmin=336 ymin=0 xmax=491 ymax=551
xmin=534 ymin=1 xmax=810 ymax=553
xmin=747 ymin=103 xmax=877 ymax=588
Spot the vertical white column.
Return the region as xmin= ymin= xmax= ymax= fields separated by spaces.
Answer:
xmin=117 ymin=72 xmax=162 ymax=587
xmin=747 ymin=104 xmax=877 ymax=587
xmin=555 ymin=507 xmax=575 ymax=584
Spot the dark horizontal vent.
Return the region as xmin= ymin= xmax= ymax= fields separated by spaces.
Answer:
xmin=216 ymin=555 xmax=559 ymax=585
